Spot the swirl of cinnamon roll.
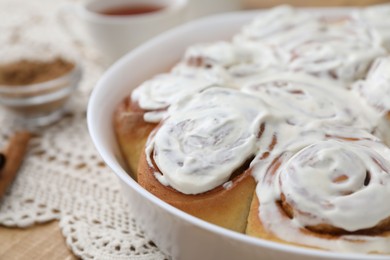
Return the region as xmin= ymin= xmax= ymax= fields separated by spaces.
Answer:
xmin=146 ymin=87 xmax=273 ymax=195
xmin=250 ymin=137 xmax=390 ymax=253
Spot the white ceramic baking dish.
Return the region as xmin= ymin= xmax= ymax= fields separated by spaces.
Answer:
xmin=87 ymin=9 xmax=389 ymax=260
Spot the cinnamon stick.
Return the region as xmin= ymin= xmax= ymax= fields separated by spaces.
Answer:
xmin=0 ymin=153 xmax=5 ymax=170
xmin=0 ymin=131 xmax=31 ymax=201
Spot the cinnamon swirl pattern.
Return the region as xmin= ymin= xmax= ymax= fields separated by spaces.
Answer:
xmin=114 ymin=4 xmax=390 ymax=255
xmin=250 ymin=138 xmax=390 ymax=253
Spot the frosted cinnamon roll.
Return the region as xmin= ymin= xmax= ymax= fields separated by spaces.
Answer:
xmin=235 ymin=6 xmax=385 ymax=83
xmin=138 ymin=87 xmax=276 ymax=232
xmin=247 ymin=137 xmax=390 ymax=254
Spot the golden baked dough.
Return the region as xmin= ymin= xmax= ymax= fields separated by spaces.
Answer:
xmin=113 ymin=96 xmax=157 ymax=180
xmin=137 ymin=149 xmax=256 ymax=233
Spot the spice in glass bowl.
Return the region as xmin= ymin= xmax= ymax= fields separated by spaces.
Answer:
xmin=0 ymin=57 xmax=82 ymax=127
xmin=0 ymin=57 xmax=75 ymax=86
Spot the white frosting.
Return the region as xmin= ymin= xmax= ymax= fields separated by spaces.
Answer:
xmin=281 ymin=140 xmax=390 ymax=230
xmin=148 ymin=87 xmax=271 ymax=194
xmin=130 ymin=5 xmax=390 ymax=254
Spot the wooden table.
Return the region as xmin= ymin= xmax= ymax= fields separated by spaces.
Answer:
xmin=0 ymin=221 xmax=78 ymax=260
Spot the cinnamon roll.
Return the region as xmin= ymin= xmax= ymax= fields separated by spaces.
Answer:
xmin=138 ymin=87 xmax=275 ymax=232
xmin=247 ymin=137 xmax=390 ymax=254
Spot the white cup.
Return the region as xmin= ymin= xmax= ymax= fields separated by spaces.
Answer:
xmin=58 ymin=0 xmax=188 ymax=63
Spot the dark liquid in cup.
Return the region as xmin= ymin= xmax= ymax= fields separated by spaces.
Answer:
xmin=99 ymin=5 xmax=164 ymax=16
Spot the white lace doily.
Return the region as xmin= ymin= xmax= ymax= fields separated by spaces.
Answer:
xmin=0 ymin=0 xmax=168 ymax=259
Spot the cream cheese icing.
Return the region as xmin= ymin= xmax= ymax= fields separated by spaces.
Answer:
xmin=147 ymin=87 xmax=271 ymax=194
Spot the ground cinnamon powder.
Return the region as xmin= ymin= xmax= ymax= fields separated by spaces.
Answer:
xmin=0 ymin=57 xmax=75 ymax=86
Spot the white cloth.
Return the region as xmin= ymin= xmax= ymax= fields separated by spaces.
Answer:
xmin=0 ymin=0 xmax=167 ymax=258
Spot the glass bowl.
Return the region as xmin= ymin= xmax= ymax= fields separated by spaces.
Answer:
xmin=0 ymin=59 xmax=82 ymax=127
